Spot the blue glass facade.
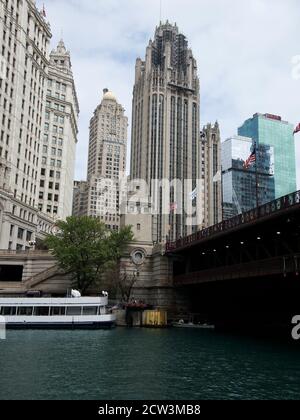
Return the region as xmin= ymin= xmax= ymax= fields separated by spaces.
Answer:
xmin=238 ymin=113 xmax=296 ymax=199
xmin=222 ymin=136 xmax=275 ymax=219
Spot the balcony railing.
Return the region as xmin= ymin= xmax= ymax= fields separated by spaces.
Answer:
xmin=0 ymin=250 xmax=50 ymax=256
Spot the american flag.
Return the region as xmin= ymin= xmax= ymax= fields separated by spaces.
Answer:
xmin=244 ymin=145 xmax=257 ymax=169
xmin=294 ymin=123 xmax=300 ymax=135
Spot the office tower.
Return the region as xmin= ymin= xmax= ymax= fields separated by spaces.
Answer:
xmin=201 ymin=122 xmax=222 ymax=227
xmin=130 ymin=21 xmax=201 ymax=243
xmin=85 ymin=89 xmax=128 ymax=230
xmin=0 ymin=0 xmax=55 ymax=249
xmin=72 ymin=180 xmax=88 ymax=217
xmin=222 ymin=136 xmax=275 ymax=219
xmin=38 ymin=40 xmax=79 ymax=220
xmin=238 ymin=113 xmax=296 ymax=199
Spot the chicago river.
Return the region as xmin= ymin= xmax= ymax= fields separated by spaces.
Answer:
xmin=0 ymin=328 xmax=299 ymax=400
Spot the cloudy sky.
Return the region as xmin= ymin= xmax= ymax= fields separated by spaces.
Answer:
xmin=43 ymin=0 xmax=300 ymax=185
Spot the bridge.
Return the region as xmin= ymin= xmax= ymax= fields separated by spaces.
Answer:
xmin=166 ymin=190 xmax=300 ymax=336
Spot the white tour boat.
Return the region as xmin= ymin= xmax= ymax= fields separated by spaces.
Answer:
xmin=0 ymin=291 xmax=116 ymax=329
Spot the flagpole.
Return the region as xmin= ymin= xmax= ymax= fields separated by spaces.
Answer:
xmin=255 ymin=145 xmax=259 ymax=209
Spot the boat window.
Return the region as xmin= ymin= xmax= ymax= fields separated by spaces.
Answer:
xmin=34 ymin=307 xmax=50 ymax=316
xmin=82 ymin=306 xmax=98 ymax=316
xmin=50 ymin=307 xmax=66 ymax=316
xmin=0 ymin=307 xmax=17 ymax=316
xmin=66 ymin=307 xmax=82 ymax=316
xmin=18 ymin=307 xmax=33 ymax=316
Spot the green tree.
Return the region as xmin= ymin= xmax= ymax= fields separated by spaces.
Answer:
xmin=45 ymin=216 xmax=133 ymax=295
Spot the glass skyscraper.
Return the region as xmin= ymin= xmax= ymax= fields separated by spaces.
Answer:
xmin=238 ymin=113 xmax=296 ymax=199
xmin=222 ymin=136 xmax=275 ymax=219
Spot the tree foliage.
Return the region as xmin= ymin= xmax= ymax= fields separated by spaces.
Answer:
xmin=45 ymin=216 xmax=133 ymax=294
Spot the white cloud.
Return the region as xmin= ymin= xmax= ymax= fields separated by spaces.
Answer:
xmin=43 ymin=0 xmax=300 ymax=187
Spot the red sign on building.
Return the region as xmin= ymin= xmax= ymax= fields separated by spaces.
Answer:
xmin=264 ymin=113 xmax=282 ymax=121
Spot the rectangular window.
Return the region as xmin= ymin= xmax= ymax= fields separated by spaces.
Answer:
xmin=66 ymin=307 xmax=82 ymax=316
xmin=82 ymin=306 xmax=98 ymax=316
xmin=0 ymin=307 xmax=17 ymax=316
xmin=17 ymin=228 xmax=24 ymax=240
xmin=34 ymin=307 xmax=50 ymax=316
xmin=19 ymin=307 xmax=33 ymax=316
xmin=50 ymin=307 xmax=66 ymax=316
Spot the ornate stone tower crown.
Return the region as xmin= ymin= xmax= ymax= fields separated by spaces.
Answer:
xmin=49 ymin=39 xmax=72 ymax=74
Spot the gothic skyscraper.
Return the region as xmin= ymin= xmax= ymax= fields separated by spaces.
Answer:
xmin=130 ymin=22 xmax=201 ymax=243
xmin=39 ymin=40 xmax=79 ymax=220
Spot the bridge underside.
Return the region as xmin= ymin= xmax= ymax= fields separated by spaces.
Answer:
xmin=178 ymin=274 xmax=300 ymax=337
xmin=169 ymin=198 xmax=300 ymax=338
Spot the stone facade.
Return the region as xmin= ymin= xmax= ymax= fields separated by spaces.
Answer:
xmin=201 ymin=122 xmax=222 ymax=227
xmin=72 ymin=180 xmax=88 ymax=217
xmin=0 ymin=188 xmax=54 ymax=250
xmin=130 ymin=21 xmax=202 ymax=243
xmin=76 ymin=89 xmax=128 ymax=231
xmin=38 ymin=40 xmax=79 ymax=220
xmin=0 ymin=0 xmax=78 ymax=249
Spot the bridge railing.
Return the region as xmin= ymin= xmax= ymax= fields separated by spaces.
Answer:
xmin=166 ymin=190 xmax=300 ymax=252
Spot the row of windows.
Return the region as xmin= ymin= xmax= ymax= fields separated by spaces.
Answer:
xmin=48 ymin=80 xmax=67 ymax=92
xmin=39 ymin=180 xmax=60 ymax=190
xmin=41 ymin=157 xmax=62 ymax=168
xmin=47 ymin=90 xmax=66 ymax=101
xmin=10 ymin=226 xmax=33 ymax=242
xmin=39 ymin=191 xmax=59 ymax=202
xmin=38 ymin=203 xmax=58 ymax=215
xmin=42 ymin=146 xmax=63 ymax=156
xmin=45 ymin=113 xmax=65 ymax=124
xmin=44 ymin=123 xmax=64 ymax=135
xmin=10 ymin=205 xmax=35 ymax=223
xmin=40 ymin=168 xmax=61 ymax=179
xmin=43 ymin=134 xmax=63 ymax=146
xmin=46 ymin=101 xmax=66 ymax=112
xmin=0 ymin=306 xmax=101 ymax=316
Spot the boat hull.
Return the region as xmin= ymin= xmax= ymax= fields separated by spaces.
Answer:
xmin=5 ymin=321 xmax=115 ymax=330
